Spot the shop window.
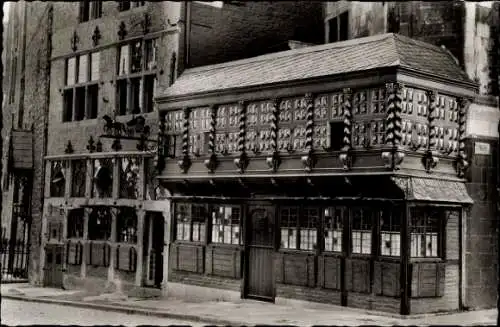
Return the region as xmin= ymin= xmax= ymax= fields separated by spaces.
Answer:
xmin=328 ymin=11 xmax=349 ymax=43
xmin=71 ymin=160 xmax=87 ymax=197
xmin=92 ymin=158 xmax=113 ymax=198
xmin=118 ymin=1 xmax=145 ymax=11
xmin=79 ymin=1 xmax=102 ymax=22
xmin=410 ymin=207 xmax=442 ymax=258
xmin=50 ymin=161 xmax=66 ymax=197
xmin=88 ymin=207 xmax=112 ymax=240
xmin=380 ymin=208 xmax=401 ymax=257
xmin=280 ymin=207 xmax=318 ymax=251
xmin=211 ymin=205 xmax=241 ymax=245
xmin=119 ymin=157 xmax=140 ymax=199
xmin=324 ymin=207 xmax=344 ymax=252
xmin=351 ymin=208 xmax=372 ymax=255
xmin=63 ymin=52 xmax=100 ymax=122
xmin=116 ymin=39 xmax=157 ymax=115
xmin=117 ymin=207 xmax=137 ymax=243
xmin=67 ymin=208 xmax=85 ymax=239
xmin=175 ymin=203 xmax=207 ymax=242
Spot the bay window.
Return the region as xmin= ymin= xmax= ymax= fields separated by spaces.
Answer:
xmin=211 ymin=205 xmax=241 ymax=245
xmin=116 ymin=38 xmax=157 ymax=115
xmin=63 ymin=52 xmax=100 ymax=122
xmin=280 ymin=206 xmax=318 ymax=251
xmin=175 ymin=203 xmax=207 ymax=242
xmin=351 ymin=208 xmax=372 ymax=255
xmin=410 ymin=207 xmax=442 ymax=258
xmin=324 ymin=207 xmax=344 ymax=252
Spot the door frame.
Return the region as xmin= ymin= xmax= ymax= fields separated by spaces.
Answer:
xmin=242 ymin=200 xmax=277 ymax=301
xmin=144 ymin=211 xmax=165 ymax=288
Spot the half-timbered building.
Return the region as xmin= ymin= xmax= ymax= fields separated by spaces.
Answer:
xmin=156 ymin=33 xmax=477 ymax=315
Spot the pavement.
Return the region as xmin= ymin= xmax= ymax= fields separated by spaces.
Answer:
xmin=1 ymin=283 xmax=497 ymax=326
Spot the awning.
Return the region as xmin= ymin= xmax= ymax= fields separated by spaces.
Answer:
xmin=9 ymin=130 xmax=33 ymax=171
xmin=392 ymin=177 xmax=473 ymax=204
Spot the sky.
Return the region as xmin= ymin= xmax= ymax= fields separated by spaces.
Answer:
xmin=3 ymin=2 xmax=10 ymax=24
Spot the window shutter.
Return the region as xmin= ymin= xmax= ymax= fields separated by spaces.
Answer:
xmin=78 ymin=54 xmax=88 ymax=83
xmin=90 ymin=52 xmax=100 ymax=81
xmin=119 ymin=45 xmax=130 ymax=75
xmin=67 ymin=57 xmax=76 ymax=85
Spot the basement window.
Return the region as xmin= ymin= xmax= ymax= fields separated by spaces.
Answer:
xmin=328 ymin=11 xmax=349 ymax=43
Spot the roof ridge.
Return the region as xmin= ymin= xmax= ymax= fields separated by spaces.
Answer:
xmin=392 ymin=33 xmax=453 ymax=57
xmin=183 ymin=33 xmax=395 ymax=75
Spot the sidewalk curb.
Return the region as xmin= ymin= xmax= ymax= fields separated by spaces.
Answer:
xmin=1 ymin=294 xmax=238 ymax=326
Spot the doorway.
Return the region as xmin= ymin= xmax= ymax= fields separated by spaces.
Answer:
xmin=244 ymin=203 xmax=275 ymax=301
xmin=43 ymin=244 xmax=64 ymax=288
xmin=145 ymin=212 xmax=165 ymax=288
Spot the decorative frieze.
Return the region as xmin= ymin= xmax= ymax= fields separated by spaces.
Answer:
xmin=234 ymin=101 xmax=249 ymax=173
xmin=381 ymin=82 xmax=404 ymax=169
xmin=456 ymin=97 xmax=470 ymax=178
xmin=266 ymin=98 xmax=281 ymax=172
xmin=177 ymin=108 xmax=191 ymax=173
xmin=301 ymin=93 xmax=316 ymax=172
xmin=339 ymin=88 xmax=353 ymax=170
xmin=204 ymin=105 xmax=218 ymax=173
xmin=422 ymin=90 xmax=439 ymax=172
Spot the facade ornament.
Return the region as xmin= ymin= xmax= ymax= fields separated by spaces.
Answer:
xmin=301 ymin=93 xmax=316 ymax=172
xmin=118 ymin=21 xmax=127 ymax=40
xmin=71 ymin=30 xmax=79 ymax=52
xmin=87 ymin=136 xmax=96 ymax=153
xmin=177 ymin=108 xmax=191 ymax=173
xmin=381 ymin=82 xmax=405 ymax=169
xmin=456 ymin=97 xmax=470 ymax=178
xmin=339 ymin=88 xmax=353 ymax=170
xmin=64 ymin=141 xmax=74 ymax=154
xmin=234 ymin=101 xmax=249 ymax=173
xmin=92 ymin=26 xmax=101 ymax=47
xmin=422 ymin=90 xmax=439 ymax=172
xmin=204 ymin=105 xmax=219 ymax=173
xmin=266 ymin=98 xmax=281 ymax=172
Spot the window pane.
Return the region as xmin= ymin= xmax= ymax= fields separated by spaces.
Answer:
xmin=63 ymin=89 xmax=74 ymax=122
xmin=117 ymin=207 xmax=138 ymax=243
xmin=78 ymin=55 xmax=88 ymax=83
xmin=87 ymin=84 xmax=98 ymax=119
xmin=71 ymin=160 xmax=87 ymax=197
xmin=119 ymin=1 xmax=131 ymax=11
xmin=351 ymin=208 xmax=372 ymax=254
xmin=145 ymin=39 xmax=157 ymax=70
xmin=117 ymin=79 xmax=128 ymax=115
xmin=75 ymin=87 xmax=86 ymax=121
xmin=130 ymin=77 xmax=141 ymax=114
xmin=67 ymin=208 xmax=84 ymax=238
xmin=144 ymin=74 xmax=155 ymax=113
xmin=324 ymin=207 xmax=343 ymax=252
xmin=119 ymin=45 xmax=130 ymax=75
xmin=176 ymin=203 xmax=191 ymax=241
xmin=91 ymin=1 xmax=102 ymax=19
xmin=131 ymin=40 xmax=142 ymax=73
xmin=90 ymin=52 xmax=100 ymax=81
xmin=67 ymin=57 xmax=76 ymax=85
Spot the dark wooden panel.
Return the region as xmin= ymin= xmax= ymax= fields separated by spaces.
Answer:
xmin=282 ymin=253 xmax=316 ymax=287
xmin=66 ymin=242 xmax=82 ymax=265
xmin=274 ymin=252 xmax=284 ymax=283
xmin=345 ymin=258 xmax=371 ymax=293
xmin=247 ymin=247 xmax=274 ymax=300
xmin=320 ymin=255 xmax=341 ymax=290
xmin=411 ymin=262 xmax=447 ymax=298
xmin=116 ymin=246 xmax=137 ymax=272
xmin=86 ymin=242 xmax=110 ymax=267
xmin=172 ymin=243 xmax=204 ymax=273
xmin=374 ymin=261 xmax=400 ymax=297
xmin=206 ymin=246 xmax=242 ymax=278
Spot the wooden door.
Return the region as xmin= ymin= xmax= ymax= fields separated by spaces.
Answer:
xmin=245 ymin=204 xmax=275 ymax=301
xmin=43 ymin=245 xmax=63 ymax=288
xmin=145 ymin=212 xmax=164 ymax=288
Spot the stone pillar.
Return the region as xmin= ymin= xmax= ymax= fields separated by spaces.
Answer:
xmin=135 ymin=209 xmax=145 ymax=286
xmin=108 ymin=207 xmax=117 ymax=281
xmin=81 ymin=207 xmax=90 ymax=278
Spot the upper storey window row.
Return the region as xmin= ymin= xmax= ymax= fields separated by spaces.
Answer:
xmin=79 ymin=1 xmax=102 ymax=23
xmin=63 ymin=52 xmax=100 ymax=122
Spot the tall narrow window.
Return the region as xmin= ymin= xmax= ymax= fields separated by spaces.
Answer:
xmin=80 ymin=1 xmax=101 ymax=22
xmin=324 ymin=207 xmax=344 ymax=252
xmin=88 ymin=207 xmax=112 ymax=240
xmin=211 ymin=205 xmax=241 ymax=245
xmin=67 ymin=208 xmax=85 ymax=238
xmin=79 ymin=1 xmax=90 ymax=22
xmin=90 ymin=1 xmax=102 ymax=19
xmin=117 ymin=207 xmax=138 ymax=243
xmin=380 ymin=208 xmax=401 ymax=256
xmin=351 ymin=208 xmax=372 ymax=254
xmin=280 ymin=207 xmax=299 ymax=249
xmin=328 ymin=122 xmax=344 ymax=151
xmin=300 ymin=208 xmax=318 ymax=250
xmin=328 ymin=11 xmax=349 ymax=43
xmin=71 ymin=160 xmax=87 ymax=197
xmin=50 ymin=161 xmax=66 ymax=197
xmin=116 ymin=39 xmax=158 ymax=116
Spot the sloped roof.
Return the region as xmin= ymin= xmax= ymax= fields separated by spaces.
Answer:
xmin=392 ymin=176 xmax=473 ymax=204
xmin=163 ymin=33 xmax=473 ymax=98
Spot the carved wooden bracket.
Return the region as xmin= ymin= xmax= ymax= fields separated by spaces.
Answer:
xmin=266 ymin=151 xmax=281 ymax=173
xmin=204 ymin=153 xmax=218 ymax=173
xmin=234 ymin=152 xmax=249 ymax=174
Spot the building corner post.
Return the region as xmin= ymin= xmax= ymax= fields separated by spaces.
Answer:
xmin=400 ymin=202 xmax=411 ymax=315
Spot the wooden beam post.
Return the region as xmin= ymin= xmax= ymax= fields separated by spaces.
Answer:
xmin=81 ymin=207 xmax=90 ymax=278
xmin=400 ymin=202 xmax=411 ymax=315
xmin=135 ymin=209 xmax=145 ymax=286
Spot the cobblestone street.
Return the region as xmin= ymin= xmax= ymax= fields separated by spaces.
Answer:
xmin=1 ymin=298 xmax=202 ymax=326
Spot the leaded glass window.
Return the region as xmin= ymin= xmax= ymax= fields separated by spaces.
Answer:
xmin=324 ymin=207 xmax=344 ymax=252
xmin=211 ymin=205 xmax=241 ymax=245
xmin=351 ymin=208 xmax=372 ymax=255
